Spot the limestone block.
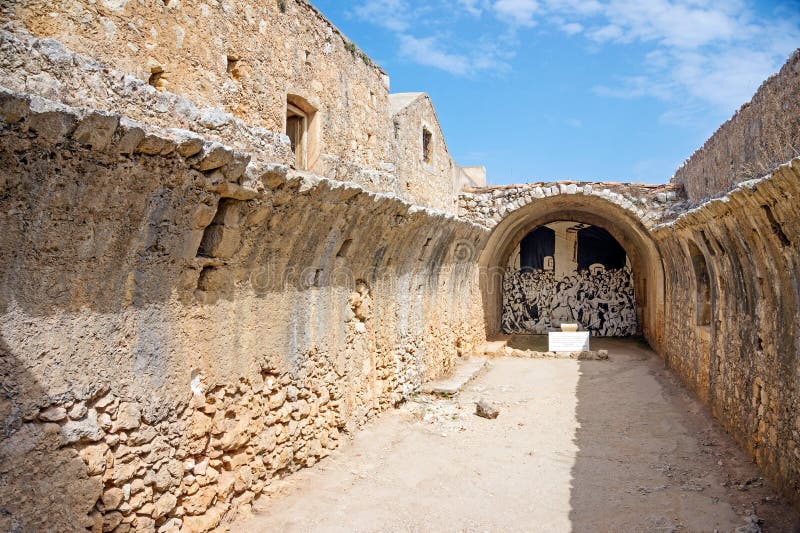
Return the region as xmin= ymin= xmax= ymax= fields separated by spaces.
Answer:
xmin=27 ymin=106 xmax=77 ymax=143
xmin=199 ymin=225 xmax=241 ymax=258
xmin=102 ymin=488 xmax=124 ymax=510
xmin=38 ymin=406 xmax=67 ymax=422
xmin=111 ymin=120 xmax=145 ymax=153
xmin=152 ymin=492 xmax=177 ymax=519
xmin=215 ymin=182 xmax=258 ymax=200
xmin=167 ymin=128 xmax=204 ymax=157
xmin=222 ymin=152 xmax=251 ymax=182
xmin=114 ymin=403 xmax=141 ymax=431
xmin=135 ymin=134 xmax=175 ymax=156
xmin=0 ymin=91 xmax=30 ymax=123
xmin=61 ymin=409 xmax=105 ymax=443
xmin=193 ymin=142 xmax=234 ymax=171
xmin=72 ymin=111 xmax=119 ymax=150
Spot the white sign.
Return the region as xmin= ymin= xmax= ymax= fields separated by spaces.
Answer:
xmin=548 ymin=331 xmax=590 ymax=352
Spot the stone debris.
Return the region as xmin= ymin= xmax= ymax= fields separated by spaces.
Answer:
xmin=504 ymin=347 xmax=609 ymax=360
xmin=475 ymin=400 xmax=499 ymax=419
xmin=734 ymin=515 xmax=763 ymax=533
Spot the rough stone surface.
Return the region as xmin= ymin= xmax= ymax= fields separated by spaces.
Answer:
xmin=237 ymin=345 xmax=800 ymax=531
xmin=474 ymin=400 xmax=499 ymax=419
xmin=0 ymin=5 xmax=463 ymax=211
xmin=459 ymin=181 xmax=687 ymax=230
xmin=673 ymin=50 xmax=800 ymax=204
xmin=653 ymin=158 xmax=800 ymax=505
xmin=0 ymin=87 xmax=486 ymax=531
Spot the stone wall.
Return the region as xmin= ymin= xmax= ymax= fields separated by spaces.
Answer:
xmin=0 ymin=87 xmax=487 ymax=532
xmin=459 ymin=181 xmax=686 ymax=230
xmin=0 ymin=1 xmax=472 ymax=213
xmin=653 ymin=158 xmax=800 ymax=504
xmin=672 ymin=50 xmax=800 ymax=203
xmin=0 ymin=0 xmax=396 ymax=176
xmin=390 ymin=93 xmax=459 ymax=212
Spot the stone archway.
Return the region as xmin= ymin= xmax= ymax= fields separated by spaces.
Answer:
xmin=478 ymin=194 xmax=666 ymax=349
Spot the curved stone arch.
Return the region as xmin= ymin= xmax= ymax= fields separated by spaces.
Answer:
xmin=478 ymin=194 xmax=666 ymax=348
xmin=461 ymin=181 xmax=680 ymax=231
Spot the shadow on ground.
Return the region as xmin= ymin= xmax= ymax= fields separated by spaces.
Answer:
xmin=569 ymin=337 xmax=800 ymax=533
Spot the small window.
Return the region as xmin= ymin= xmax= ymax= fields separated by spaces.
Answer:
xmin=285 ymin=95 xmax=318 ymax=171
xmin=422 ymin=127 xmax=433 ymax=163
xmin=688 ymin=239 xmax=711 ymax=326
xmin=286 ymin=103 xmax=307 ymax=169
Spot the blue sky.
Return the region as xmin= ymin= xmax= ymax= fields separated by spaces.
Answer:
xmin=313 ymin=0 xmax=800 ymax=185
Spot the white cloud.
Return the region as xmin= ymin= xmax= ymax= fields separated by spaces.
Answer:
xmin=588 ymin=23 xmax=622 ymax=41
xmin=354 ymin=0 xmax=411 ymax=32
xmin=597 ymin=0 xmax=744 ymax=48
xmin=458 ymin=0 xmax=488 ymax=16
xmin=556 ymin=0 xmax=800 ymax=114
xmin=398 ymin=34 xmax=510 ymax=75
xmin=398 ymin=35 xmax=471 ymax=74
xmin=593 ymin=75 xmax=673 ymax=100
xmin=351 ymin=0 xmax=800 ymax=112
xmin=561 ymin=22 xmax=583 ymax=35
xmin=493 ymin=0 xmax=540 ymax=26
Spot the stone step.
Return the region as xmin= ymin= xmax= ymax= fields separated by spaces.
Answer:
xmin=421 ymin=357 xmax=488 ymax=395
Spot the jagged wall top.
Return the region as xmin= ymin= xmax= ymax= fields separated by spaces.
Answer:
xmin=671 ymin=49 xmax=800 ymax=204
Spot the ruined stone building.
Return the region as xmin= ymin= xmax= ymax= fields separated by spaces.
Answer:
xmin=0 ymin=0 xmax=798 ymax=531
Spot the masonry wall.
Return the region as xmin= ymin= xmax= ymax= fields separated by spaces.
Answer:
xmin=391 ymin=94 xmax=460 ymax=212
xmin=654 ymin=159 xmax=800 ymax=504
xmin=0 ymin=88 xmax=487 ymax=532
xmin=0 ymin=0 xmax=405 ymax=195
xmin=672 ymin=50 xmax=800 ymax=203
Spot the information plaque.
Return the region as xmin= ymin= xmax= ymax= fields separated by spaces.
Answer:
xmin=548 ymin=331 xmax=590 ymax=352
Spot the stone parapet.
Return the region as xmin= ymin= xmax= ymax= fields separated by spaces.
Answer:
xmin=459 ymin=181 xmax=687 ymax=229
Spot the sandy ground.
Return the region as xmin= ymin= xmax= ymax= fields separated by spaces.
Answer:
xmin=235 ymin=338 xmax=800 ymax=533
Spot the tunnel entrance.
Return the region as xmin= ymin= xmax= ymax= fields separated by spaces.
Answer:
xmin=501 ymin=221 xmax=638 ymax=336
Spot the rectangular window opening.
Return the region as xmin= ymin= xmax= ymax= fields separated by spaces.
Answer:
xmin=286 ymin=103 xmax=307 ymax=170
xmin=422 ymin=127 xmax=433 ymax=163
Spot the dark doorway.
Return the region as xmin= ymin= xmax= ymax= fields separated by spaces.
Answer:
xmin=520 ymin=226 xmax=556 ymax=270
xmin=576 ymin=226 xmax=626 ymax=270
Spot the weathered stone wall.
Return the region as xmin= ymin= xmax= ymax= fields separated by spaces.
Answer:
xmin=0 ymin=0 xmax=397 ymax=177
xmin=459 ymin=181 xmax=686 ymax=230
xmin=0 ymin=25 xmax=406 ymax=201
xmin=0 ymin=3 xmax=471 ymax=213
xmin=0 ymin=88 xmax=487 ymax=532
xmin=672 ymin=50 xmax=800 ymax=203
xmin=653 ymin=159 xmax=800 ymax=504
xmin=390 ymin=93 xmax=459 ymax=212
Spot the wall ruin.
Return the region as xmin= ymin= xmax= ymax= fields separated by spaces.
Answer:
xmin=0 ymin=85 xmax=486 ymax=532
xmin=672 ymin=50 xmax=800 ymax=203
xmin=654 ymin=159 xmax=800 ymax=503
xmin=390 ymin=92 xmax=460 ymax=212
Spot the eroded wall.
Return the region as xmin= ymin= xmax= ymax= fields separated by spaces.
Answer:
xmin=0 ymin=88 xmax=487 ymax=532
xmin=654 ymin=159 xmax=800 ymax=504
xmin=672 ymin=49 xmax=800 ymax=203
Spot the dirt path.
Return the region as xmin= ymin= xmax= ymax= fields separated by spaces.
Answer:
xmin=235 ymin=339 xmax=799 ymax=532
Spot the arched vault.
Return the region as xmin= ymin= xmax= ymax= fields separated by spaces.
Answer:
xmin=478 ymin=194 xmax=665 ymax=348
